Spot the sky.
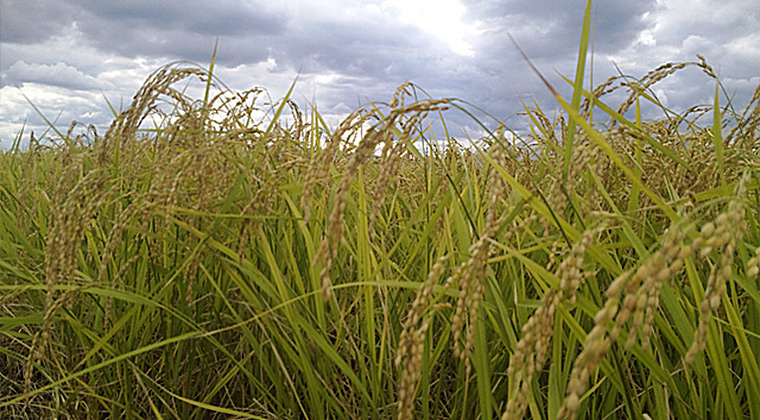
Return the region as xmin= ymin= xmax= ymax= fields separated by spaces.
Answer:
xmin=1 ymin=0 xmax=759 ymax=148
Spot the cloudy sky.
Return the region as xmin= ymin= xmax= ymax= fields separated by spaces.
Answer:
xmin=1 ymin=0 xmax=758 ymax=148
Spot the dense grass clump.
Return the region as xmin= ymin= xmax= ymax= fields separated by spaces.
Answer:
xmin=2 ymin=34 xmax=760 ymax=420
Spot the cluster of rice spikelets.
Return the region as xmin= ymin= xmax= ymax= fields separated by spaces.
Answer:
xmin=25 ymin=150 xmax=112 ymax=396
xmin=3 ymin=53 xmax=758 ymax=420
xmin=502 ymin=226 xmax=602 ymax=420
xmin=555 ymin=174 xmax=751 ymax=420
xmin=312 ymin=93 xmax=449 ymax=301
xmin=447 ymin=143 xmax=507 ymax=376
xmin=19 ymin=63 xmax=312 ymax=400
xmin=748 ymin=247 xmax=760 ymax=278
xmin=395 ymin=256 xmax=447 ymax=420
xmin=684 ymin=174 xmax=749 ymax=364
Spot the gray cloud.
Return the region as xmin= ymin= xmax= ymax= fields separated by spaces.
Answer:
xmin=1 ymin=0 xmax=758 ymax=148
xmin=2 ymin=61 xmax=108 ymax=91
xmin=74 ymin=0 xmax=284 ymax=36
xmin=464 ymin=0 xmax=653 ymax=58
xmin=0 ymin=0 xmax=76 ymax=44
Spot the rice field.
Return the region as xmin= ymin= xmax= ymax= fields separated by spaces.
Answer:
xmin=2 ymin=13 xmax=760 ymax=420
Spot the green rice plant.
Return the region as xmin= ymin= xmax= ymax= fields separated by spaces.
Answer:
xmin=1 ymin=5 xmax=760 ymax=419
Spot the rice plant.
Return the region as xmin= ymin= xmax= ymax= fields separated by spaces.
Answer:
xmin=2 ymin=5 xmax=759 ymax=419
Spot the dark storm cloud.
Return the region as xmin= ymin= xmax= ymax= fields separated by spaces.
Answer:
xmin=0 ymin=0 xmax=285 ymax=65
xmin=73 ymin=0 xmax=284 ymax=36
xmin=464 ymin=0 xmax=653 ymax=58
xmin=0 ymin=0 xmax=76 ymax=43
xmin=75 ymin=0 xmax=286 ymax=65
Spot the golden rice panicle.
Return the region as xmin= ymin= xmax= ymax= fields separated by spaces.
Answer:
xmin=99 ymin=203 xmax=147 ymax=330
xmin=396 ymin=317 xmax=430 ymax=420
xmin=556 ymin=271 xmax=627 ymax=420
xmin=612 ymin=227 xmax=685 ymax=351
xmin=313 ymin=116 xmax=385 ymax=301
xmin=747 ymin=246 xmax=760 ymax=277
xmin=502 ymin=290 xmax=560 ymax=420
xmin=695 ymin=54 xmax=718 ymax=79
xmin=390 ymin=81 xmax=416 ymax=108
xmin=233 ymin=131 xmax=302 ymax=262
xmin=569 ymin=140 xmax=601 ymax=214
xmin=449 ymin=207 xmax=490 ymax=369
xmin=557 ymin=225 xmax=688 ymax=420
xmin=541 ymin=175 xmax=566 ymax=236
xmin=301 ymin=109 xmax=367 ymax=224
xmin=617 ymin=61 xmax=689 ymax=116
xmin=396 ymin=256 xmax=446 ymax=420
xmin=103 ymin=64 xmax=206 ymax=148
xmin=726 ymin=84 xmax=760 ymax=147
xmin=502 ymin=227 xmax=598 ymax=420
xmin=545 ymin=239 xmax=566 ymax=272
xmin=640 ymin=229 xmax=686 ymax=350
xmin=615 ymin=227 xmax=684 ymax=352
xmin=370 ymin=117 xmax=414 ymax=235
xmin=558 ymin=226 xmax=601 ymax=305
xmin=685 ymin=174 xmax=749 ymax=365
xmin=397 ymin=256 xmax=447 ymax=365
xmin=25 ymin=157 xmax=111 ymax=396
xmin=234 ymin=176 xmax=281 ymax=263
xmin=314 ymin=97 xmax=449 ymax=301
xmin=450 ymin=143 xmax=505 ymax=376
xmin=613 ymin=57 xmax=721 ymax=131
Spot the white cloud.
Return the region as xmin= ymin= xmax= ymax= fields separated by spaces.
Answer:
xmin=0 ymin=83 xmax=109 ymax=147
xmin=636 ymin=29 xmax=656 ymax=47
xmin=725 ymin=33 xmax=760 ymax=61
xmin=3 ymin=61 xmax=107 ymax=91
xmin=382 ymin=0 xmax=481 ymax=56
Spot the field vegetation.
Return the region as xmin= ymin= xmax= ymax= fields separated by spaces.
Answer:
xmin=2 ymin=5 xmax=760 ymax=419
